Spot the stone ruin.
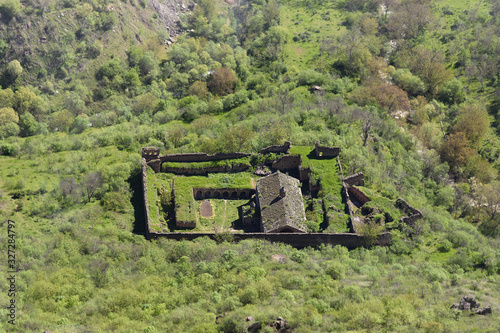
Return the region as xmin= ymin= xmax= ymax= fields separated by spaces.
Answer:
xmin=141 ymin=141 xmax=421 ymax=248
xmin=315 ymin=140 xmax=340 ymax=157
xmin=450 ymin=295 xmax=492 ymax=315
xmin=260 ymin=141 xmax=291 ymax=154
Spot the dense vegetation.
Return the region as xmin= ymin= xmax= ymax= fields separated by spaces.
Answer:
xmin=1 ymin=0 xmax=500 ymax=331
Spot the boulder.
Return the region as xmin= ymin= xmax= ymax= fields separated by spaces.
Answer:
xmin=476 ymin=306 xmax=492 ymax=315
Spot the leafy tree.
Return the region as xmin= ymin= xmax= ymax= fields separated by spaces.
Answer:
xmin=219 ymin=126 xmax=254 ymax=152
xmin=437 ymin=78 xmax=466 ymax=105
xmin=0 ymin=88 xmax=15 ymax=108
xmin=0 ymin=0 xmax=21 ymax=22
xmin=208 ymin=67 xmax=238 ymax=96
xmin=127 ymin=45 xmax=144 ymax=67
xmin=96 ymin=59 xmax=124 ymax=80
xmin=1 ymin=59 xmax=22 ymax=87
xmin=82 ymin=171 xmax=104 ymax=202
xmin=390 ymin=68 xmax=425 ymax=97
xmin=49 ymin=110 xmax=74 ymax=132
xmin=188 ymin=81 xmax=209 ymax=99
xmin=452 ymin=104 xmax=489 ymax=148
xmin=19 ymin=113 xmax=39 ymax=137
xmin=71 ymin=115 xmax=90 ymax=134
xmin=14 ymin=86 xmax=47 ymax=116
xmin=0 ymin=107 xmax=18 ymax=125
xmin=351 ymin=80 xmax=410 ymax=114
xmin=394 ymin=46 xmax=452 ymax=96
xmin=387 ymin=0 xmax=435 ymax=40
xmin=438 ymin=132 xmax=475 ymax=172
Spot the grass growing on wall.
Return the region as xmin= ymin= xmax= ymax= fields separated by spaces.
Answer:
xmin=146 ymin=166 xmax=161 ymax=231
xmin=163 ymin=157 xmax=252 ymax=169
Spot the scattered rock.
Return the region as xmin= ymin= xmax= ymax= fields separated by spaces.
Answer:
xmin=247 ymin=322 xmax=261 ymax=333
xmin=451 ymin=295 xmax=491 ymax=315
xmin=271 ymin=254 xmax=287 ymax=263
xmin=476 ymin=306 xmax=492 ymax=315
xmin=245 ymin=316 xmax=254 ymax=322
xmin=254 ymin=166 xmax=271 ymax=176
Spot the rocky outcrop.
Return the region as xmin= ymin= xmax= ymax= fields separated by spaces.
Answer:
xmin=450 ymin=295 xmax=492 ymax=315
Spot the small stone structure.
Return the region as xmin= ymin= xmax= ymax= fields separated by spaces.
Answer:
xmin=315 ymin=140 xmax=340 ymax=158
xmin=142 ymin=147 xmax=160 ymax=162
xmin=260 ymin=141 xmax=291 ymax=154
xmin=256 ymin=171 xmax=307 ymax=233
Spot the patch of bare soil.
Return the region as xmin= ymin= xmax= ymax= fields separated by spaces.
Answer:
xmin=200 ymin=200 xmax=213 ymax=218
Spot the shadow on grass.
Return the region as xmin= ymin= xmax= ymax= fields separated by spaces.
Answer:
xmin=128 ymin=172 xmax=146 ymax=235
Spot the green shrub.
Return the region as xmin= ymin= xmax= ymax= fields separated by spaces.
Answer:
xmin=438 ymin=239 xmax=452 ymax=253
xmin=325 ymin=262 xmax=345 ymax=280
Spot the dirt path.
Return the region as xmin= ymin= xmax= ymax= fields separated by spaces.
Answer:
xmin=222 ymin=200 xmax=227 ymax=231
xmin=200 ymin=200 xmax=213 ymax=218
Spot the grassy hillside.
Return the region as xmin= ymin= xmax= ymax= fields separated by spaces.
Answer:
xmin=1 ymin=0 xmax=500 ymax=331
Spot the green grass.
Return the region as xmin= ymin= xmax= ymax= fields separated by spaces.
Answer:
xmin=281 ymin=0 xmax=346 ymax=71
xmin=163 ymin=157 xmax=252 ymax=169
xmin=290 ymin=145 xmax=349 ymax=232
xmin=195 ymin=199 xmax=248 ymax=233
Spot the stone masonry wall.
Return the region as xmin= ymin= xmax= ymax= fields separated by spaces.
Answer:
xmin=159 ymin=152 xmax=250 ymax=163
xmin=193 ymin=188 xmax=255 ymax=200
xmin=343 ymin=172 xmax=365 ymax=186
xmin=142 ymin=159 xmax=152 ymax=239
xmin=272 ymin=155 xmax=302 ymax=171
xmin=396 ymin=199 xmax=423 ymax=228
xmin=146 ymin=231 xmax=391 ymax=249
xmin=162 ymin=163 xmax=250 ymax=175
xmin=315 ymin=141 xmax=340 ymax=158
xmin=260 ymin=141 xmax=291 ymax=154
xmin=348 ymin=186 xmax=370 ymax=205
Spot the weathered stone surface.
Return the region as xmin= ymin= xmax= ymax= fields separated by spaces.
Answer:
xmin=451 ymin=295 xmax=491 ymax=315
xmin=476 ymin=306 xmax=492 ymax=315
xmin=271 ymin=254 xmax=287 ymax=263
xmin=245 ymin=316 xmax=255 ymax=322
xmin=248 ymin=322 xmax=261 ymax=333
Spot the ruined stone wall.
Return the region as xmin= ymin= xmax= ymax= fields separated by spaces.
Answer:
xmin=272 ymin=155 xmax=302 ymax=171
xmin=159 ymin=152 xmax=250 ymax=163
xmin=193 ymin=188 xmax=255 ymax=200
xmin=147 ymin=159 xmax=161 ymax=173
xmin=142 ymin=147 xmax=160 ymax=162
xmin=348 ymin=186 xmax=370 ymax=205
xmin=142 ymin=159 xmax=152 ymax=239
xmin=342 ymin=184 xmax=357 ymax=232
xmin=343 ymin=172 xmax=365 ymax=186
xmin=162 ymin=164 xmax=250 ymax=175
xmin=315 ymin=141 xmax=340 ymax=158
xmin=146 ymin=231 xmax=391 ymax=249
xmin=396 ymin=199 xmax=423 ymax=228
xmin=299 ymin=167 xmax=311 ymax=182
xmin=260 ymin=141 xmax=291 ymax=154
